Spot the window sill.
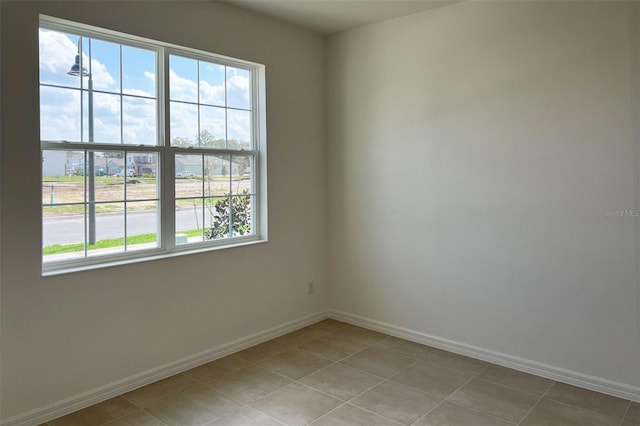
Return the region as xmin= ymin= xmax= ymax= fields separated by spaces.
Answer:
xmin=42 ymin=237 xmax=267 ymax=277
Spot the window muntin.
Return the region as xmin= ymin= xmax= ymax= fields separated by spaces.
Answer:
xmin=40 ymin=17 xmax=264 ymax=273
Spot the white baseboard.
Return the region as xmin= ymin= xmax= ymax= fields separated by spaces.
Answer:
xmin=329 ymin=310 xmax=640 ymax=403
xmin=1 ymin=311 xmax=328 ymax=426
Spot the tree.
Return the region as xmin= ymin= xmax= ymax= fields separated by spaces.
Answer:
xmin=205 ymin=190 xmax=251 ymax=239
xmin=198 ymin=130 xmax=225 ymax=148
xmin=172 ymin=136 xmax=193 ymax=147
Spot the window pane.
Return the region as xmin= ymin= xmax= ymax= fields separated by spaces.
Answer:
xmin=89 ymin=39 xmax=121 ymax=94
xmin=98 ymin=151 xmax=125 ymax=177
xmin=82 ymin=38 xmax=118 ymax=93
xmin=170 ymin=102 xmax=198 ymax=146
xmin=127 ymin=201 xmax=159 ymax=251
xmin=231 ymin=194 xmax=253 ymax=237
xmin=204 ymin=155 xmax=230 ymax=196
xmin=226 ymin=66 xmax=251 ymax=109
xmin=231 ymin=155 xmax=252 ymax=194
xmin=88 ymin=203 xmax=124 ymax=256
xmin=92 ymin=92 xmax=121 ymax=143
xmin=203 ymin=195 xmax=252 ymax=239
xmin=199 ymin=106 xmax=226 ymax=147
xmin=227 ymin=109 xmax=251 ymax=150
xmin=94 ymin=151 xmax=124 ymax=202
xmin=204 ymin=196 xmax=230 ymax=240
xmin=123 ymin=96 xmax=156 ymax=145
xmin=175 ymin=154 xmax=203 ymax=197
xmin=43 ymin=205 xmax=86 ymax=261
xmin=40 ymin=86 xmax=81 ymax=142
xmin=39 ymin=29 xmax=80 ymax=89
xmin=126 ymin=152 xmax=158 ymax=200
xmin=199 ymin=61 xmax=225 ymax=106
xmin=170 ymin=55 xmax=197 ymax=103
xmin=176 ymin=199 xmax=204 ymax=244
xmin=122 ymin=45 xmax=156 ymax=98
xmin=42 ymin=150 xmax=85 ymax=203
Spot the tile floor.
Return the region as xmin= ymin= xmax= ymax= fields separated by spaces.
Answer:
xmin=45 ymin=319 xmax=639 ymax=426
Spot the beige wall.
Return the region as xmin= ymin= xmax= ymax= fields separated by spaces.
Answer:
xmin=0 ymin=1 xmax=327 ymax=419
xmin=327 ymin=0 xmax=640 ymax=389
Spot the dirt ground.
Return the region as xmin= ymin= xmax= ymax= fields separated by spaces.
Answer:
xmin=42 ymin=176 xmax=251 ymax=216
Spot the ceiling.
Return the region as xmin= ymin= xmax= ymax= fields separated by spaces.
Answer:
xmin=223 ymin=0 xmax=459 ymax=35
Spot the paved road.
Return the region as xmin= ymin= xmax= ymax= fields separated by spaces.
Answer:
xmin=43 ymin=209 xmax=207 ymax=246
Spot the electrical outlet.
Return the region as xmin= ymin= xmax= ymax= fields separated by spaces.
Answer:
xmin=307 ymin=281 xmax=315 ymax=295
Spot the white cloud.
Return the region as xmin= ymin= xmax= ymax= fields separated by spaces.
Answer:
xmin=39 ymin=30 xmax=77 ymax=78
xmin=170 ymin=102 xmax=198 ymax=143
xmin=169 ymin=69 xmax=197 ymax=102
xmin=227 ymin=109 xmax=251 ymax=146
xmin=123 ymin=88 xmax=154 ymax=97
xmin=200 ymin=80 xmax=225 ymax=106
xmin=39 ymin=29 xmax=116 ymax=90
xmin=40 ymin=86 xmax=81 ymax=142
xmin=123 ymin=98 xmax=156 ymax=145
xmin=226 ymin=74 xmax=250 ymax=109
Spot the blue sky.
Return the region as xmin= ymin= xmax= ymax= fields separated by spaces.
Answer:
xmin=39 ymin=28 xmax=251 ymax=148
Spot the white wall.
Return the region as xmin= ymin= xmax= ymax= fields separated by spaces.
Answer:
xmin=0 ymin=1 xmax=327 ymax=420
xmin=327 ymin=0 xmax=640 ymax=391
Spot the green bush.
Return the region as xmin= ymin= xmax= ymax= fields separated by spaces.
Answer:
xmin=206 ymin=190 xmax=251 ymax=239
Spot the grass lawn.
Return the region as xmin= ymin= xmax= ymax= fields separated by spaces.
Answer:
xmin=43 ymin=228 xmax=204 ymax=255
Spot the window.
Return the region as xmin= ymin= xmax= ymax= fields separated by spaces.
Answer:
xmin=39 ymin=16 xmax=266 ymax=274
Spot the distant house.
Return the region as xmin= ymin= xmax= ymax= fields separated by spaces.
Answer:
xmin=175 ymin=155 xmax=247 ymax=177
xmin=42 ymin=151 xmax=157 ymax=177
xmin=129 ymin=153 xmax=157 ymax=176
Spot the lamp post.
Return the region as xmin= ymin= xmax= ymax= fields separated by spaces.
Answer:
xmin=68 ymin=39 xmax=96 ymax=245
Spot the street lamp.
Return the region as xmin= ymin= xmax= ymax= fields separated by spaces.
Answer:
xmin=68 ymin=39 xmax=96 ymax=245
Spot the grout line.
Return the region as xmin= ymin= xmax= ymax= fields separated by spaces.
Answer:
xmin=429 ymin=364 xmax=526 ymax=425
xmin=214 ymin=397 xmax=288 ymax=425
xmin=294 ymin=379 xmax=350 ymax=402
xmin=620 ymin=400 xmax=632 ymax=426
xmin=98 ymin=407 xmax=146 ymax=426
xmin=209 ymin=374 xmax=292 ymax=405
xmin=142 ymin=408 xmax=168 ymax=425
xmin=444 ymin=363 xmax=490 ymax=402
xmin=296 ymin=360 xmax=342 ymax=381
xmin=476 ymin=376 xmax=554 ymax=399
xmin=234 ymin=404 xmax=288 ymax=426
xmin=525 ymin=396 xmax=631 ymax=426
xmin=339 ymin=358 xmax=467 ymax=426
xmin=409 ymin=398 xmax=448 ymax=426
xmin=334 ymin=403 xmax=406 ymax=426
xmin=307 ymin=403 xmax=348 ymax=425
xmin=516 ymin=380 xmax=556 ymax=426
xmin=535 ymin=383 xmax=632 ymax=424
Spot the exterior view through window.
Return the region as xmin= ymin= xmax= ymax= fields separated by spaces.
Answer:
xmin=39 ymin=16 xmax=265 ymax=273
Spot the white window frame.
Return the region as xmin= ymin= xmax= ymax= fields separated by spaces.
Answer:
xmin=40 ymin=15 xmax=267 ymax=275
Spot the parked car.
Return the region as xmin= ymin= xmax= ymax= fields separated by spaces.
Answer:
xmin=115 ymin=169 xmax=136 ymax=177
xmin=176 ymin=171 xmax=194 ymax=177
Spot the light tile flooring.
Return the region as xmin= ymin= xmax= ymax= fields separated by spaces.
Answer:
xmin=45 ymin=319 xmax=639 ymax=426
